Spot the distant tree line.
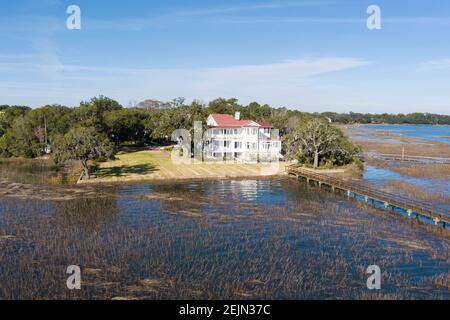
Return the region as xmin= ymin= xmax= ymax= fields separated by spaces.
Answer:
xmin=320 ymin=111 xmax=450 ymax=125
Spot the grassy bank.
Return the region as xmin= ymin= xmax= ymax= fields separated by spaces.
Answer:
xmin=86 ymin=150 xmax=287 ymax=184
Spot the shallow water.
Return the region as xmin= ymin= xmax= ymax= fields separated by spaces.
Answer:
xmin=353 ymin=134 xmax=403 ymax=144
xmin=0 ymin=178 xmax=449 ymax=300
xmin=356 ymin=124 xmax=450 ymax=144
xmin=363 ymin=165 xmax=450 ymax=192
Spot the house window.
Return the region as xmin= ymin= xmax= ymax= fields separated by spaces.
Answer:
xmin=224 ymin=141 xmax=231 ymax=148
xmin=247 ymin=142 xmax=250 ymax=150
xmin=235 ymin=142 xmax=242 ymax=149
xmin=246 ymin=128 xmax=257 ymax=135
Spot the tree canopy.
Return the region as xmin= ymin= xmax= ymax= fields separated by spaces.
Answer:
xmin=0 ymin=95 xmax=447 ymax=165
xmin=285 ymin=118 xmax=361 ymax=168
xmin=52 ymin=126 xmax=115 ymax=180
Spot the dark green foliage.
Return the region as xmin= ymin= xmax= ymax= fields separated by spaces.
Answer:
xmin=52 ymin=126 xmax=115 ymax=179
xmin=284 ymin=118 xmax=361 ymax=168
xmin=0 ymin=117 xmax=42 ymax=158
xmin=206 ymin=98 xmax=240 ymax=115
xmin=0 ymin=106 xmax=32 ymax=136
xmin=103 ymin=108 xmax=150 ymax=144
xmin=72 ymin=95 xmax=123 ymax=130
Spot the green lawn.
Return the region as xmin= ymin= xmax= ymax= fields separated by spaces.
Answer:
xmin=91 ymin=150 xmax=286 ymax=183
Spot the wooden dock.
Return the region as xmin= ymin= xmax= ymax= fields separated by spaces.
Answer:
xmin=287 ymin=166 xmax=449 ymax=227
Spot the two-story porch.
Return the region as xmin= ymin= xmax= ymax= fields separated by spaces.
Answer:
xmin=204 ymin=113 xmax=281 ymax=162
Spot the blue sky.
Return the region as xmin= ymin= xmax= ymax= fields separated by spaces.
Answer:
xmin=1 ymin=0 xmax=450 ymax=114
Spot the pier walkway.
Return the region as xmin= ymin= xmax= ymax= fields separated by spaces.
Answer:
xmin=287 ymin=166 xmax=449 ymax=227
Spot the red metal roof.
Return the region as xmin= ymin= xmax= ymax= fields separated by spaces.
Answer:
xmin=256 ymin=121 xmax=274 ymax=128
xmin=209 ymin=114 xmax=273 ymax=128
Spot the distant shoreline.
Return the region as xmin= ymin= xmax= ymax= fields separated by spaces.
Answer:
xmin=359 ymin=123 xmax=450 ymax=126
xmin=342 ymin=123 xmax=450 ymax=126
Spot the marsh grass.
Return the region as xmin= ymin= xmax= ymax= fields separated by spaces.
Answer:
xmin=381 ymin=179 xmax=449 ymax=206
xmin=0 ymin=157 xmax=81 ymax=185
xmin=0 ymin=178 xmax=449 ymax=300
xmin=367 ymin=159 xmax=450 ymax=181
xmin=347 ymin=130 xmax=450 ymax=158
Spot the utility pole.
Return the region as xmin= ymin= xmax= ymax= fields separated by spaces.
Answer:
xmin=43 ymin=113 xmax=50 ymax=154
xmin=44 ymin=114 xmax=48 ymax=145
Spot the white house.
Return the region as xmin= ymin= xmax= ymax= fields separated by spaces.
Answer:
xmin=204 ymin=112 xmax=281 ymax=162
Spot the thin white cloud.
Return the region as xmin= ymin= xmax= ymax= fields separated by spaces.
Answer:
xmin=203 ymin=16 xmax=364 ymax=24
xmin=164 ymin=1 xmax=337 ymax=16
xmin=417 ymin=58 xmax=450 ymax=72
xmin=203 ymin=16 xmax=450 ymax=25
xmin=384 ymin=17 xmax=450 ymax=25
xmin=83 ymin=15 xmax=450 ymax=32
xmin=0 ymin=57 xmax=370 ymax=107
xmin=84 ymin=0 xmax=339 ymax=30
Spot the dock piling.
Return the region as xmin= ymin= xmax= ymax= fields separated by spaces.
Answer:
xmin=287 ymin=166 xmax=449 ymax=228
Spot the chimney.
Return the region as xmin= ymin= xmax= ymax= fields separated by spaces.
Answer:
xmin=235 ymin=112 xmax=241 ymax=120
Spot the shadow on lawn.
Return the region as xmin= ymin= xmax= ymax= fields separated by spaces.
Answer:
xmin=94 ymin=164 xmax=157 ymax=178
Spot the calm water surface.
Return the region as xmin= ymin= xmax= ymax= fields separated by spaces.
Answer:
xmin=356 ymin=124 xmax=450 ymax=144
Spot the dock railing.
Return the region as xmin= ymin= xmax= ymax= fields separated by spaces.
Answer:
xmin=287 ymin=165 xmax=449 ymax=226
